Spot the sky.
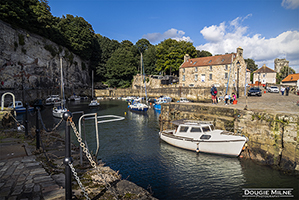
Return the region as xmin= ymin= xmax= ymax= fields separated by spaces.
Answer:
xmin=48 ymin=0 xmax=299 ymax=72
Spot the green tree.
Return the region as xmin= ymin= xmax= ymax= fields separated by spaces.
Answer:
xmin=105 ymin=44 xmax=138 ymax=88
xmin=56 ymin=14 xmax=95 ymax=60
xmin=95 ymin=35 xmax=120 ymax=82
xmin=143 ymin=45 xmax=158 ymax=75
xmin=197 ymin=50 xmax=212 ymax=57
xmin=135 ymin=38 xmax=152 ymax=54
xmin=245 ymin=58 xmax=258 ymax=82
xmin=276 ymin=66 xmax=296 ymax=83
xmin=156 ymin=39 xmax=196 ymax=75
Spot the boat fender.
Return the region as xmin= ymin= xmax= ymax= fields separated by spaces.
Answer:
xmin=196 ymin=143 xmax=200 ymax=153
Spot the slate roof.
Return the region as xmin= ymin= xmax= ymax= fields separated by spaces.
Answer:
xmin=253 ymin=64 xmax=276 ymax=73
xmin=180 ymin=53 xmax=236 ymax=68
xmin=281 ymin=73 xmax=299 ymax=83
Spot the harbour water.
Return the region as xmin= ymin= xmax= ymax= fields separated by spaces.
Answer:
xmin=19 ymin=100 xmax=298 ymax=199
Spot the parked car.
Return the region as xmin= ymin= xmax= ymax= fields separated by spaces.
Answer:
xmin=248 ymin=87 xmax=262 ymax=96
xmin=268 ymin=86 xmax=279 ymax=93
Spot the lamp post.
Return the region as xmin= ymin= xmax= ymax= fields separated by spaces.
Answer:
xmin=237 ymin=61 xmax=240 ymax=98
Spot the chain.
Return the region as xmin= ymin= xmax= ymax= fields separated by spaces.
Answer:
xmin=38 ymin=109 xmax=63 ymax=132
xmin=69 ymin=163 xmax=91 ymax=200
xmin=69 ymin=117 xmax=118 ymax=199
xmin=8 ymin=112 xmax=20 ymax=124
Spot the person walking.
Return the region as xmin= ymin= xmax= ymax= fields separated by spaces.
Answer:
xmin=210 ymin=84 xmax=217 ymax=104
xmin=281 ymin=86 xmax=285 ymax=95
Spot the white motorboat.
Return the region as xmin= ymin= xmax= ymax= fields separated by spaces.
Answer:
xmin=177 ymin=97 xmax=190 ymax=103
xmin=159 ymin=119 xmax=248 ymax=157
xmin=45 ymin=95 xmax=61 ymax=105
xmin=89 ymin=99 xmax=100 ymax=107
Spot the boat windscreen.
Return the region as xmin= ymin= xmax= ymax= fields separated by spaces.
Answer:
xmin=179 ymin=126 xmax=189 ymax=132
xmin=190 ymin=127 xmax=202 ymax=132
xmin=202 ymin=126 xmax=211 ymax=132
xmin=210 ymin=125 xmax=215 ymax=130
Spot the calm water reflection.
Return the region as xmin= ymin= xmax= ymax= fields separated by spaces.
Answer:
xmin=19 ymin=100 xmax=298 ymax=199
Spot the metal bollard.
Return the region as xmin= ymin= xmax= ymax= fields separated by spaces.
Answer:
xmin=25 ymin=103 xmax=28 ymax=137
xmin=63 ymin=111 xmax=73 ymax=200
xmin=35 ymin=107 xmax=40 ymax=150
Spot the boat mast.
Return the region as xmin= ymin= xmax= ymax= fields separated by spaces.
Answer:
xmin=60 ymin=57 xmax=65 ymax=108
xmin=140 ymin=53 xmax=143 ymax=98
xmin=142 ymin=53 xmax=148 ymax=102
xmin=91 ymin=70 xmax=94 ymax=99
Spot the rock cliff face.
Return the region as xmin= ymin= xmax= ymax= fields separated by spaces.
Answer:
xmin=0 ymin=20 xmax=90 ymax=100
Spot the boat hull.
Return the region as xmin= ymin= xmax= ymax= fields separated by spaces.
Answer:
xmin=53 ymin=108 xmax=67 ymax=118
xmin=159 ymin=131 xmax=246 ymax=157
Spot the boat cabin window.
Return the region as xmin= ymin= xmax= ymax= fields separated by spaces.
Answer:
xmin=202 ymin=126 xmax=211 ymax=132
xmin=190 ymin=127 xmax=202 ymax=132
xmin=200 ymin=135 xmax=211 ymax=140
xmin=179 ymin=126 xmax=189 ymax=132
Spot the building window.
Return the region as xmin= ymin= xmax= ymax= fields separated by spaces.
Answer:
xmin=182 ymin=83 xmax=185 ymax=87
xmin=263 ymin=74 xmax=266 ymax=77
xmin=183 ymin=68 xmax=185 ymax=73
xmin=210 ymin=66 xmax=212 ymax=71
xmin=195 ymin=74 xmax=198 ymax=81
xmin=201 ymin=74 xmax=205 ymax=82
xmin=225 ymin=65 xmax=228 ymax=70
xmin=195 ymin=67 xmax=198 ymax=72
xmin=225 ymin=72 xmax=228 ymax=79
xmin=183 ymin=75 xmax=185 ymax=81
xmin=209 ymin=74 xmax=212 ymax=80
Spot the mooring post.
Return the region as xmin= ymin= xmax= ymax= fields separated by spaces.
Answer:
xmin=25 ymin=103 xmax=28 ymax=137
xmin=35 ymin=107 xmax=40 ymax=150
xmin=63 ymin=111 xmax=73 ymax=200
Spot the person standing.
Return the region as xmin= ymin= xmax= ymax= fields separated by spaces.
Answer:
xmin=224 ymin=94 xmax=229 ymax=105
xmin=285 ymin=86 xmax=290 ymax=96
xmin=281 ymin=86 xmax=285 ymax=95
xmin=210 ymin=84 xmax=217 ymax=104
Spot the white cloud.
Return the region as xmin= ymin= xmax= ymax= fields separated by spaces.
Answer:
xmin=197 ymin=16 xmax=299 ymax=73
xmin=281 ymin=0 xmax=299 ymax=9
xmin=143 ymin=28 xmax=192 ymax=43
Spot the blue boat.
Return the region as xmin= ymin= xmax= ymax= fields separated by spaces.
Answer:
xmin=8 ymin=101 xmax=34 ymax=114
xmin=153 ymin=96 xmax=172 ymax=110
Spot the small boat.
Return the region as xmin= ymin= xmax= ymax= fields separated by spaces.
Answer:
xmin=45 ymin=95 xmax=61 ymax=105
xmin=53 ymin=104 xmax=67 ymax=118
xmin=89 ymin=99 xmax=100 ymax=107
xmin=153 ymin=96 xmax=172 ymax=110
xmin=8 ymin=101 xmax=34 ymax=114
xmin=177 ymin=97 xmax=190 ymax=103
xmin=68 ymin=94 xmax=81 ymax=101
xmin=53 ymin=58 xmax=67 ymax=118
xmin=128 ymin=100 xmax=149 ymax=112
xmin=89 ymin=70 xmax=100 ymax=107
xmin=159 ymin=119 xmax=248 ymax=157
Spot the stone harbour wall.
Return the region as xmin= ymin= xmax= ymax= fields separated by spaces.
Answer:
xmin=159 ymin=103 xmax=299 ymax=173
xmin=95 ymin=86 xmax=245 ymax=102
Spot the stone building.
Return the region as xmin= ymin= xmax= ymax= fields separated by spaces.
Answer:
xmin=274 ymin=58 xmax=289 ymax=73
xmin=253 ymin=64 xmax=276 ymax=85
xmin=179 ymin=47 xmax=246 ymax=96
